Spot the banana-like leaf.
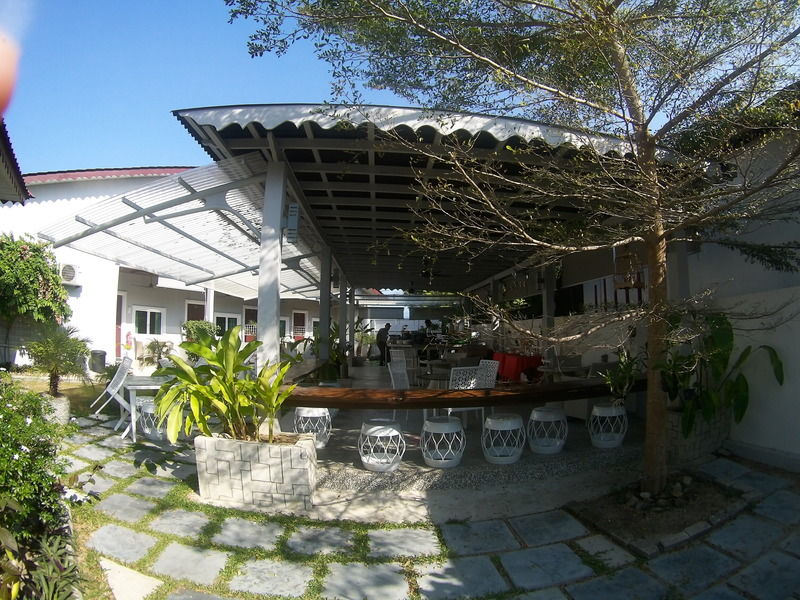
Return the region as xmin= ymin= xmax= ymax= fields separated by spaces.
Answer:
xmin=729 ymin=373 xmax=749 ymax=422
xmin=166 ymin=405 xmax=183 ymax=443
xmin=758 ymin=345 xmax=784 ymax=385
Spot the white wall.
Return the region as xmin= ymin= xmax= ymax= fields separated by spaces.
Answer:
xmin=717 ymin=286 xmax=800 ymax=467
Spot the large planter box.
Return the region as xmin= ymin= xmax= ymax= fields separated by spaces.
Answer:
xmin=667 ymin=407 xmax=731 ymax=465
xmin=194 ymin=434 xmax=317 ymax=511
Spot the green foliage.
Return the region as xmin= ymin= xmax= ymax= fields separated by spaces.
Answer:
xmin=155 ymin=325 xmax=297 ymax=443
xmin=0 ymin=236 xmax=71 ymax=367
xmin=23 ymin=325 xmax=90 ymax=397
xmin=181 ymin=320 xmax=218 ymax=361
xmin=0 ymin=375 xmax=69 ymax=544
xmin=598 ymin=347 xmax=641 ymax=405
xmin=659 ymin=313 xmax=784 ymax=437
xmin=139 ymin=338 xmax=171 ymax=367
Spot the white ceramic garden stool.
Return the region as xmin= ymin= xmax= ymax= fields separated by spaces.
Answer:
xmin=527 ymin=407 xmax=568 ymax=454
xmin=358 ymin=418 xmax=406 ymax=472
xmin=138 ymin=400 xmax=164 ymax=442
xmin=293 ymin=407 xmax=332 ymax=449
xmin=421 ymin=416 xmax=466 ymax=468
xmin=481 ymin=413 xmax=526 ymax=464
xmin=588 ymin=403 xmax=628 ymax=448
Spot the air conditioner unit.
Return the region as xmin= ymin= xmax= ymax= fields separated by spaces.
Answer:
xmin=60 ymin=263 xmax=82 ymax=286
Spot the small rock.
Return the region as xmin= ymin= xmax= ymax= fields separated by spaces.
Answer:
xmin=640 ymin=491 xmax=652 ymax=501
xmin=657 ymin=498 xmax=669 ymax=507
xmin=671 ymin=483 xmax=683 ymax=498
xmin=682 ymin=475 xmax=693 ymax=486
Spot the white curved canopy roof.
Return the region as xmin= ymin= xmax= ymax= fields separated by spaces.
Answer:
xmin=40 ymin=104 xmax=631 ymax=297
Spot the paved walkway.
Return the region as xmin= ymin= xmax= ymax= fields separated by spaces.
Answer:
xmin=63 ymin=414 xmax=800 ymax=599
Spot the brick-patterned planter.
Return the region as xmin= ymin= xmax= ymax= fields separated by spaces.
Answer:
xmin=667 ymin=407 xmax=731 ymax=465
xmin=194 ymin=434 xmax=317 ymax=511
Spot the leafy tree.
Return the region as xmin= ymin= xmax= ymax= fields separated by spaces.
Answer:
xmin=24 ymin=324 xmax=90 ymax=396
xmin=226 ymin=0 xmax=800 ymax=493
xmin=0 ymin=235 xmax=71 ymax=365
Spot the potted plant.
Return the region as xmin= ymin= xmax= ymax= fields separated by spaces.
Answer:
xmin=155 ymin=325 xmax=316 ymax=510
xmin=659 ymin=312 xmax=784 ymax=462
xmin=180 ymin=320 xmax=218 ymax=362
xmin=589 ymin=347 xmax=639 ymax=448
xmin=352 ymin=320 xmax=375 ymax=366
xmin=23 ymin=323 xmax=91 ymax=424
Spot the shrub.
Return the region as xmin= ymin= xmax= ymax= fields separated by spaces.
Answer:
xmin=0 ymin=371 xmax=69 ymax=542
xmin=24 ymin=324 xmax=91 ymax=396
xmin=181 ymin=320 xmax=218 ymax=362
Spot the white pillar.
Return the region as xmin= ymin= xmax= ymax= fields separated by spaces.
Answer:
xmin=257 ymin=162 xmax=285 ymax=369
xmin=348 ymin=287 xmax=356 ymax=365
xmin=204 ymin=288 xmax=215 ymax=324
xmin=338 ymin=271 xmax=347 ymax=376
xmin=542 ymin=266 xmax=557 ymax=363
xmin=318 ymin=248 xmax=331 ymax=361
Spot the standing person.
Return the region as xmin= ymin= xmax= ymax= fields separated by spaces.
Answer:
xmin=376 ymin=323 xmax=391 ymax=366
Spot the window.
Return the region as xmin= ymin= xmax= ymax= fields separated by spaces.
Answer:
xmin=186 ymin=302 xmax=205 ymax=322
xmin=133 ymin=307 xmax=164 ymax=335
xmin=280 ymin=318 xmax=289 ymax=339
xmin=215 ymin=313 xmax=239 ymax=333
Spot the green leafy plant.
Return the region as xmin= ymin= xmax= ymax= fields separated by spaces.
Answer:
xmin=354 ymin=320 xmax=375 ymax=357
xmin=180 ymin=320 xmax=218 ymax=362
xmin=0 ymin=235 xmax=71 ymax=368
xmin=660 ymin=313 xmax=784 ymax=437
xmin=0 ymin=376 xmax=69 ymax=543
xmin=139 ymin=338 xmax=171 ymax=367
xmin=23 ymin=324 xmax=90 ymax=397
xmin=598 ymin=347 xmax=641 ymax=405
xmin=155 ymin=325 xmax=297 ymax=443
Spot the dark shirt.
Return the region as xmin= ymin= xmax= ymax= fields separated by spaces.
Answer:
xmin=376 ymin=327 xmax=390 ymax=344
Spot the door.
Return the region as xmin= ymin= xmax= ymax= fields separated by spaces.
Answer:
xmin=115 ymin=294 xmax=123 ymax=359
xmin=215 ymin=313 xmax=239 ymax=334
xmin=292 ymin=312 xmax=307 ymax=340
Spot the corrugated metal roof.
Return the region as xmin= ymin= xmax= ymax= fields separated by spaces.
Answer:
xmin=0 ymin=119 xmax=29 ymax=203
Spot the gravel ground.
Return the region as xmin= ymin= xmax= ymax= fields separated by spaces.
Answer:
xmin=312 ymin=407 xmax=643 ymax=492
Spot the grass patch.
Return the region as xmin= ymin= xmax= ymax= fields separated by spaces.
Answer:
xmin=12 ymin=376 xmax=106 ymax=417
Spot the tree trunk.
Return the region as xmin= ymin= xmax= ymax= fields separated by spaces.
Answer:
xmin=643 ymin=231 xmax=669 ymax=494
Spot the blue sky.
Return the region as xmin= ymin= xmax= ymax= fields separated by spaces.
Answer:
xmin=3 ymin=0 xmax=404 ymax=174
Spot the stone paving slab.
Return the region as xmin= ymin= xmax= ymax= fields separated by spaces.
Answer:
xmin=728 ymin=550 xmax=800 ymax=599
xmin=368 ymin=527 xmax=440 ymax=558
xmin=95 ymin=494 xmax=156 ymax=523
xmin=74 ymin=416 xmax=101 ymax=428
xmin=286 ymin=525 xmax=354 ymax=555
xmin=508 ymin=510 xmax=588 ymax=547
xmin=167 ymin=591 xmax=233 ymax=600
xmin=63 ymin=454 xmax=90 ymax=473
xmin=228 ymin=558 xmax=313 ymax=597
xmin=499 ymin=543 xmax=594 ymax=591
xmin=101 ymin=459 xmax=140 ymax=479
xmin=706 ymin=514 xmax=785 ymax=561
xmin=648 ymin=544 xmax=740 ymax=596
xmin=439 ymin=519 xmax=519 ymax=555
xmin=151 ymin=542 xmax=229 ymax=586
xmin=72 ymin=444 xmax=117 ymax=461
xmin=512 ymin=589 xmax=568 ymax=600
xmin=574 ymin=534 xmax=635 ymax=569
xmin=322 ymin=562 xmax=407 ymax=600
xmin=150 ymin=509 xmax=211 ymax=538
xmin=691 ymin=584 xmax=750 ymax=600
xmin=565 ymin=566 xmax=666 ymax=600
xmin=87 ymin=524 xmax=158 ymax=563
xmin=78 ymin=472 xmax=116 ymax=495
xmin=752 ymin=490 xmax=800 ymax=525
xmin=728 ymin=470 xmax=790 ymax=496
xmin=151 ymin=460 xmax=197 ymax=480
xmin=124 ymin=448 xmax=168 ymax=465
xmin=96 ymin=435 xmax=135 ymax=450
xmin=65 ymin=433 xmax=96 ymax=446
xmin=99 ymin=557 xmax=162 ymax=600
xmin=417 ymin=556 xmax=509 ymax=599
xmin=780 ymin=530 xmax=800 ymax=557
xmin=696 ymin=458 xmax=751 ymax=483
xmin=81 ymin=425 xmax=115 ymax=437
xmin=212 ymin=517 xmax=283 ymax=550
xmin=125 ymin=477 xmax=177 ymax=499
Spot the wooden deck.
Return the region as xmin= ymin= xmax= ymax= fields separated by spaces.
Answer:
xmin=285 ymin=377 xmax=645 ymax=410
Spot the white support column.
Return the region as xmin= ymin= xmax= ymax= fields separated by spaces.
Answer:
xmin=338 ymin=271 xmax=348 ymax=376
xmin=204 ymin=288 xmax=215 ymax=324
xmin=318 ymin=248 xmax=331 ymax=361
xmin=542 ymin=266 xmax=557 ymax=364
xmin=348 ymin=287 xmax=356 ymax=366
xmin=257 ymin=162 xmax=286 ymax=370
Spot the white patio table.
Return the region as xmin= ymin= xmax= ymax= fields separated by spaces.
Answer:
xmin=119 ymin=376 xmax=170 ymax=442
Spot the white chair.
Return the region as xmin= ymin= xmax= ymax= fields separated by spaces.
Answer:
xmin=477 ymin=359 xmax=500 ymax=389
xmin=158 ymin=357 xmax=172 ymax=369
xmin=91 ymin=356 xmax=132 ymax=412
xmin=446 ymin=366 xmax=484 ymax=429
